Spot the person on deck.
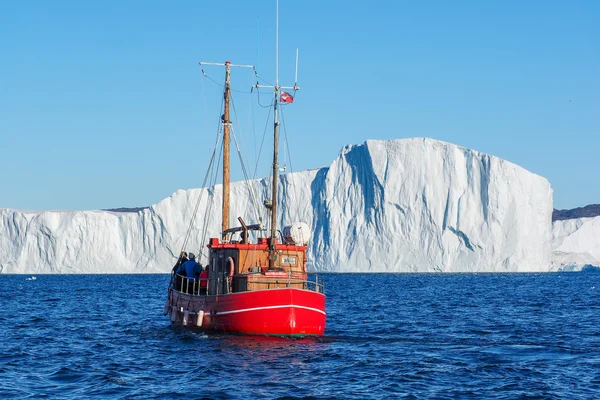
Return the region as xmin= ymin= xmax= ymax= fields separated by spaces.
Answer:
xmin=172 ymin=251 xmax=188 ymax=291
xmin=177 ymin=253 xmax=201 ymax=294
xmin=195 ymin=263 xmax=203 ymax=280
xmin=172 ymin=251 xmax=188 ymax=274
xmin=199 ymin=265 xmax=209 ymax=295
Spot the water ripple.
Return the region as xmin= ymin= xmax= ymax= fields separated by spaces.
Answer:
xmin=1 ymin=273 xmax=599 ymax=398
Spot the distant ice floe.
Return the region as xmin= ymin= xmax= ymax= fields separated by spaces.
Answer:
xmin=0 ymin=138 xmax=554 ymax=274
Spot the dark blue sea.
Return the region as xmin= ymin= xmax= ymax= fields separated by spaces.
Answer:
xmin=1 ymin=273 xmax=599 ymax=399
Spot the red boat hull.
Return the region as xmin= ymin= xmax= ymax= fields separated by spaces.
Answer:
xmin=168 ymin=288 xmax=326 ymax=336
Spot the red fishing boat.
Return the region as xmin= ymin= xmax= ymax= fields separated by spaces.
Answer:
xmin=164 ymin=2 xmax=326 ymax=336
xmin=166 ymin=234 xmax=326 ymax=336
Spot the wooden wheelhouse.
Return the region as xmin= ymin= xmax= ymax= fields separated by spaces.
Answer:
xmin=207 ymin=236 xmax=308 ymax=296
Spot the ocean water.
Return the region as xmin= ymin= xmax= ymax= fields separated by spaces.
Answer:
xmin=0 ymin=273 xmax=599 ymax=399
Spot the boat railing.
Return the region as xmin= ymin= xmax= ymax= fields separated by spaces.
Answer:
xmin=170 ymin=273 xmax=231 ymax=295
xmin=170 ymin=272 xmax=325 ymax=295
xmin=170 ymin=273 xmax=209 ymax=295
xmin=309 ymin=274 xmax=325 ymax=294
xmin=246 ymin=274 xmax=325 ymax=293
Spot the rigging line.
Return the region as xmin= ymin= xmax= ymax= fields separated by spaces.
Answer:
xmin=198 ymin=137 xmax=224 ymax=259
xmin=230 ymin=125 xmax=262 ymax=224
xmin=252 ymin=104 xmax=272 ymax=179
xmin=181 ymin=127 xmax=221 ymax=256
xmin=249 ymin=85 xmax=275 ymax=231
xmin=179 ymin=75 xmax=224 ymax=257
xmin=201 ymin=69 xmax=253 ymax=94
xmin=229 ymin=98 xmax=254 ymax=196
xmin=200 ymin=117 xmax=226 ymax=252
xmin=203 ymin=74 xmax=227 ymax=88
xmin=231 ymin=87 xmax=252 ymax=94
xmin=280 ymin=107 xmax=295 ymax=176
xmin=180 ymin=130 xmax=221 ymax=259
xmin=250 ymin=74 xmax=257 ymax=171
xmin=179 ymin=86 xmax=225 ymax=260
xmin=230 ymin=92 xmax=263 ymax=222
xmin=205 ymin=71 xmax=227 ymax=156
xmin=256 ymin=86 xmax=274 ymax=108
xmin=253 ymin=66 xmax=274 ymax=86
xmin=256 ymin=74 xmax=274 ymax=86
xmin=279 ymin=106 xmax=302 ymax=227
xmin=196 ymin=127 xmax=223 ymax=260
xmin=200 ymin=67 xmax=209 ymax=142
xmin=266 ymin=162 xmax=274 ymax=234
xmin=229 ymin=92 xmax=248 ymax=168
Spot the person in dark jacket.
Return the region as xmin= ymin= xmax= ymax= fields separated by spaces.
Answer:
xmin=172 ymin=251 xmax=188 ymax=290
xmin=177 ymin=253 xmax=201 ymax=294
xmin=172 ymin=251 xmax=188 ymax=274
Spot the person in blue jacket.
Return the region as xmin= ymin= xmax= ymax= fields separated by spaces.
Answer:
xmin=177 ymin=253 xmax=201 ymax=293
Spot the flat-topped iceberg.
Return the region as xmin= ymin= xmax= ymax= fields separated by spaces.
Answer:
xmin=552 ymin=216 xmax=600 ymax=271
xmin=0 ymin=138 xmax=553 ymax=274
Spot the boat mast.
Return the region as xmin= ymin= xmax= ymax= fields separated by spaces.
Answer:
xmin=198 ymin=61 xmax=254 ymax=241
xmin=252 ymin=0 xmax=299 ymax=268
xmin=222 ymin=61 xmax=231 ymax=235
xmin=269 ymin=0 xmax=280 ymax=268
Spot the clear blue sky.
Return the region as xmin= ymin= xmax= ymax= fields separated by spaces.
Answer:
xmin=0 ymin=0 xmax=598 ymax=211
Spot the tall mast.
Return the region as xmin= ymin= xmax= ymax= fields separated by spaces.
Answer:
xmin=222 ymin=61 xmax=231 ymax=235
xmin=269 ymin=1 xmax=280 ymax=268
xmin=199 ymin=61 xmax=253 ymax=240
xmin=253 ymin=0 xmax=299 ymax=267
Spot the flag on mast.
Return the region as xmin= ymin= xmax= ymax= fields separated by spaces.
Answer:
xmin=280 ymin=91 xmax=294 ymax=103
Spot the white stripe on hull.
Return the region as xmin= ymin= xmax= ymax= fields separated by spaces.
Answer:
xmin=215 ymin=304 xmax=326 ymax=316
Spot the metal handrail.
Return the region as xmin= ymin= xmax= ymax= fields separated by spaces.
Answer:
xmin=172 ymin=273 xmax=229 ymax=296
xmin=171 ymin=272 xmax=325 ymax=295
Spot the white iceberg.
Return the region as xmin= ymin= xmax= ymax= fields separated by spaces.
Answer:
xmin=0 ymin=138 xmax=553 ymax=274
xmin=552 ymin=216 xmax=600 ymax=271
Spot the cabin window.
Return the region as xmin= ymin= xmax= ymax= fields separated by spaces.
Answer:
xmin=282 ymin=256 xmax=296 ymax=265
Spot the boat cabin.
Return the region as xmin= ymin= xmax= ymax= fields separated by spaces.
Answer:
xmin=206 ymin=236 xmax=308 ymax=295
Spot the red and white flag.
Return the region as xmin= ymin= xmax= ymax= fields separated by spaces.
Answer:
xmin=280 ymin=91 xmax=294 ymax=103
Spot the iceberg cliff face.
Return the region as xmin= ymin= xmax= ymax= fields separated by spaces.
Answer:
xmin=311 ymin=139 xmax=553 ymax=272
xmin=551 ymin=216 xmax=600 ymax=271
xmin=0 ymin=138 xmax=553 ymax=274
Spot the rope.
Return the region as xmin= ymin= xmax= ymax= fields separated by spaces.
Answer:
xmin=254 ymin=67 xmax=274 ymax=87
xmin=249 ymin=72 xmax=258 ymax=173
xmin=255 ymin=81 xmax=275 ymax=109
xmin=252 ymin=101 xmax=272 ymax=179
xmin=201 ymin=66 xmax=253 ymax=94
xmin=197 ymin=137 xmax=224 ymax=260
xmin=279 ymin=106 xmax=308 ymax=252
xmin=230 ymin=93 xmax=263 ymax=224
xmin=178 ymin=74 xmax=225 ymax=263
xmin=180 ymin=131 xmax=221 ymax=260
xmin=230 ymin=125 xmax=262 ymax=224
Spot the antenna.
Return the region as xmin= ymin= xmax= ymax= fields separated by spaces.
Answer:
xmin=275 ymin=0 xmax=279 ymax=87
xmin=295 ymin=49 xmax=299 ymax=86
xmin=257 ymin=17 xmax=260 ymax=72
xmin=252 ymin=0 xmax=300 ymax=269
